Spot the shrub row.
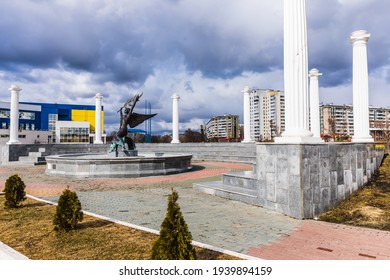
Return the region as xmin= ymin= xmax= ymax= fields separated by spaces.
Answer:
xmin=3 ymin=175 xmax=196 ymax=259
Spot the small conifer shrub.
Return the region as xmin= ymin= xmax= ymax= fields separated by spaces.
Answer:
xmin=53 ymin=188 xmax=83 ymax=231
xmin=3 ymin=174 xmax=26 ymax=208
xmin=151 ymin=189 xmax=196 ymax=260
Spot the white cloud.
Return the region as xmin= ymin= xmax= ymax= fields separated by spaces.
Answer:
xmin=0 ymin=0 xmax=389 ymax=134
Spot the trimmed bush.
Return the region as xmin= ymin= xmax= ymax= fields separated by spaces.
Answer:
xmin=151 ymin=189 xmax=196 ymax=260
xmin=53 ymin=189 xmax=83 ymax=231
xmin=3 ymin=174 xmax=26 ymax=209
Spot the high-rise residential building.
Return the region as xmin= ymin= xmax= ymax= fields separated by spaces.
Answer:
xmin=205 ymin=115 xmax=240 ymax=141
xmin=320 ymin=104 xmax=354 ymax=136
xmin=320 ymin=104 xmax=390 ymax=140
xmin=248 ymin=89 xmax=285 ymax=141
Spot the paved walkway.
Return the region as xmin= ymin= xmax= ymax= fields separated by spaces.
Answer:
xmin=1 ymin=161 xmax=390 ymax=260
xmin=0 ymin=242 xmax=28 ymax=260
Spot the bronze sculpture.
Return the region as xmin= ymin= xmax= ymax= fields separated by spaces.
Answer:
xmin=110 ymin=92 xmax=157 ymax=155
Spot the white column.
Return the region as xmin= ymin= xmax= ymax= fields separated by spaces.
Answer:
xmin=241 ymin=86 xmax=254 ymax=143
xmin=275 ymin=0 xmax=318 ymax=143
xmin=94 ymin=93 xmax=103 ymax=144
xmin=7 ymin=85 xmax=22 ymax=145
xmin=171 ymin=93 xmax=180 ymax=144
xmin=350 ymin=30 xmax=374 ymax=143
xmin=309 ymin=68 xmax=323 ymax=139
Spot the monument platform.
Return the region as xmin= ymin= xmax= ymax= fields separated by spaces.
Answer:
xmin=194 ymin=142 xmax=386 ymax=219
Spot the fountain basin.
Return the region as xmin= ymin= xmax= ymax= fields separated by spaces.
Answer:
xmin=45 ymin=153 xmax=192 ymax=178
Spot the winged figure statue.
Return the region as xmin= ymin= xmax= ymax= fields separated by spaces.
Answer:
xmin=110 ymin=92 xmax=157 ymax=155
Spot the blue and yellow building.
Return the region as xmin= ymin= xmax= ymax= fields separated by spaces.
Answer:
xmin=0 ymin=101 xmax=104 ymax=143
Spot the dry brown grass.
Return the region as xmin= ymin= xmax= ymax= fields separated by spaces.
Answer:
xmin=0 ymin=196 xmax=240 ymax=260
xmin=320 ymin=154 xmax=390 ymax=231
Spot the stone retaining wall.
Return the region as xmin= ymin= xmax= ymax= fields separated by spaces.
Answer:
xmin=255 ymin=143 xmax=386 ymax=219
xmin=136 ymin=143 xmax=256 ymax=164
xmin=0 ymin=143 xmax=257 ymax=165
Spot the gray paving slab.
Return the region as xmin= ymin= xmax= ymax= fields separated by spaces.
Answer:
xmin=41 ymin=185 xmax=302 ymax=255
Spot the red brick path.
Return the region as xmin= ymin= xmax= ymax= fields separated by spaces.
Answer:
xmin=248 ymin=220 xmax=390 ymax=260
xmin=0 ymin=161 xmax=252 ymax=197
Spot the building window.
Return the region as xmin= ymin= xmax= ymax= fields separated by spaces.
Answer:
xmin=19 ymin=112 xmax=35 ymax=120
xmin=59 ymin=127 xmax=89 ymax=143
xmin=0 ymin=110 xmax=10 ymax=118
xmin=48 ymin=114 xmax=58 ymax=131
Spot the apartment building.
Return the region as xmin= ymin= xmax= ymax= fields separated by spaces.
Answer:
xmin=248 ymin=89 xmax=285 ymax=141
xmin=320 ymin=104 xmax=390 ymax=139
xmin=205 ymin=115 xmax=240 ymax=141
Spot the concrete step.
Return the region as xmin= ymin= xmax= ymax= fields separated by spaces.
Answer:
xmin=3 ymin=161 xmax=36 ymax=167
xmin=222 ymin=171 xmax=257 ymax=190
xmin=18 ymin=156 xmax=45 ymax=161
xmin=27 ymin=152 xmax=42 ymax=157
xmin=34 ymin=157 xmax=47 ymax=165
xmin=18 ymin=156 xmax=37 ymax=162
xmin=18 ymin=154 xmax=46 ymax=165
xmin=198 ymin=156 xmax=255 ymax=162
xmin=193 ymin=181 xmax=261 ymax=206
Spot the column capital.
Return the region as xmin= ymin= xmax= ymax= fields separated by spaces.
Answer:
xmin=9 ymin=85 xmax=22 ymax=93
xmin=95 ymin=92 xmax=103 ymax=99
xmin=309 ymin=68 xmax=323 ymax=78
xmin=171 ymin=93 xmax=180 ymax=100
xmin=350 ymin=30 xmax=370 ymax=45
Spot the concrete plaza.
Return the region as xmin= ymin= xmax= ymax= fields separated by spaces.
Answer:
xmin=1 ymin=161 xmax=390 ymax=260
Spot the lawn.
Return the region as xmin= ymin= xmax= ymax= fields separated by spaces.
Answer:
xmin=0 ymin=196 xmax=240 ymax=260
xmin=0 ymin=161 xmax=252 ymax=260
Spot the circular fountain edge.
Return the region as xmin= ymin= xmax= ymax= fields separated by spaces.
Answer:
xmin=45 ymin=153 xmax=193 ymax=178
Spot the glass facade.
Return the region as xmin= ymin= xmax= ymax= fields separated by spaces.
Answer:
xmin=0 ymin=110 xmax=10 ymax=118
xmin=59 ymin=127 xmax=89 ymax=143
xmin=48 ymin=114 xmax=58 ymax=131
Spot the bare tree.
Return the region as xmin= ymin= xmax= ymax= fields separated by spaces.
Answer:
xmin=328 ymin=117 xmax=336 ymax=141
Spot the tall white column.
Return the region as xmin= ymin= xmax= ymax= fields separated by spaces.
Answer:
xmin=171 ymin=93 xmax=180 ymax=144
xmin=275 ymin=0 xmax=317 ymax=143
xmin=7 ymin=85 xmax=22 ymax=145
xmin=350 ymin=30 xmax=374 ymax=143
xmin=309 ymin=68 xmax=323 ymax=138
xmin=94 ymin=93 xmax=103 ymax=144
xmin=241 ymin=86 xmax=254 ymax=143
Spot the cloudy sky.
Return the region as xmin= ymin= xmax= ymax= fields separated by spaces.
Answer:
xmin=0 ymin=0 xmax=389 ymax=134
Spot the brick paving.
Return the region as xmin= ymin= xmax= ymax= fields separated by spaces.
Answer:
xmin=0 ymin=161 xmax=251 ymax=197
xmin=248 ymin=220 xmax=390 ymax=260
xmin=1 ymin=161 xmax=390 ymax=260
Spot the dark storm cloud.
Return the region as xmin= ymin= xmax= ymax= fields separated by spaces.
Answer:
xmin=307 ymin=0 xmax=390 ymax=88
xmin=0 ymin=1 xmax=99 ymax=69
xmin=0 ymin=0 xmax=155 ymax=84
xmin=0 ymin=0 xmax=284 ymax=87
xmin=1 ymin=0 xmax=390 ymax=133
xmin=1 ymin=0 xmax=389 ymax=89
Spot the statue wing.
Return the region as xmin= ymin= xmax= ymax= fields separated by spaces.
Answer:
xmin=128 ymin=112 xmax=157 ymax=128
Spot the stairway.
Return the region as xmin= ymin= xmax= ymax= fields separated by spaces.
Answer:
xmin=17 ymin=148 xmax=47 ymax=166
xmin=193 ymin=170 xmax=261 ymax=206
